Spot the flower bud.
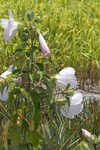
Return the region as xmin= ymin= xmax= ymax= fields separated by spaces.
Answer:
xmin=82 ymin=129 xmax=92 ymax=138
xmin=39 ymin=33 xmax=50 ymax=56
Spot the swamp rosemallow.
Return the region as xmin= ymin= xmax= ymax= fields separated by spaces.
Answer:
xmin=56 ymin=67 xmax=77 ymax=89
xmin=0 ymin=65 xmax=16 ymax=101
xmin=82 ymin=129 xmax=92 ymax=138
xmin=0 ymin=65 xmax=13 ymax=79
xmin=61 ymin=92 xmax=83 ymax=119
xmin=0 ymin=87 xmax=9 ymax=101
xmin=1 ymin=10 xmax=20 ymax=41
xmin=39 ymin=33 xmax=50 ymax=56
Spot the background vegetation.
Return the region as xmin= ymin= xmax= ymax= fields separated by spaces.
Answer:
xmin=0 ymin=0 xmax=100 ymax=149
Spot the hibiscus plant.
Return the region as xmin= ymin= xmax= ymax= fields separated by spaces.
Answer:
xmin=0 ymin=10 xmax=83 ymax=150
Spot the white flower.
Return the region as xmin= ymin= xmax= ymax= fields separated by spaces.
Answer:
xmin=82 ymin=129 xmax=92 ymax=138
xmin=39 ymin=33 xmax=50 ymax=56
xmin=0 ymin=65 xmax=16 ymax=101
xmin=0 ymin=87 xmax=9 ymax=101
xmin=61 ymin=92 xmax=83 ymax=119
xmin=1 ymin=10 xmax=20 ymax=41
xmin=56 ymin=67 xmax=77 ymax=89
xmin=0 ymin=65 xmax=13 ymax=79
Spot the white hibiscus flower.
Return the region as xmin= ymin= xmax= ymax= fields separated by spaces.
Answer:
xmin=61 ymin=92 xmax=83 ymax=119
xmin=1 ymin=10 xmax=20 ymax=41
xmin=56 ymin=67 xmax=77 ymax=89
xmin=0 ymin=65 xmax=16 ymax=101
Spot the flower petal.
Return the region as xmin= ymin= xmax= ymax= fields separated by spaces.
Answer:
xmin=0 ymin=65 xmax=15 ymax=79
xmin=61 ymin=103 xmax=83 ymax=119
xmin=56 ymin=74 xmax=77 ymax=88
xmin=8 ymin=10 xmax=13 ymax=20
xmin=60 ymin=106 xmax=74 ymax=119
xmin=59 ymin=67 xmax=75 ymax=76
xmin=0 ymin=87 xmax=9 ymax=101
xmin=56 ymin=67 xmax=77 ymax=88
xmin=70 ymin=104 xmax=83 ymax=115
xmin=70 ymin=92 xmax=83 ymax=105
xmin=4 ymin=21 xmax=18 ymax=41
xmin=1 ymin=19 xmax=9 ymax=29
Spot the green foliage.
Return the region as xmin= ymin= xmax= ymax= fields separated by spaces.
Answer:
xmin=0 ymin=3 xmax=56 ymax=149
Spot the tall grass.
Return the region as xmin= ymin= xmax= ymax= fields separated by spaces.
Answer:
xmin=0 ymin=0 xmax=100 ymax=87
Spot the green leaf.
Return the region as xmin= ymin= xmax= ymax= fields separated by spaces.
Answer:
xmin=80 ymin=141 xmax=91 ymax=150
xmin=8 ymin=125 xmax=22 ymax=143
xmin=34 ymin=110 xmax=40 ymax=130
xmin=36 ymin=63 xmax=44 ymax=71
xmin=30 ymin=91 xmax=40 ymax=109
xmin=26 ymin=131 xmax=42 ymax=147
xmin=29 ymin=73 xmax=34 ymax=82
xmin=29 ymin=91 xmax=40 ymax=130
